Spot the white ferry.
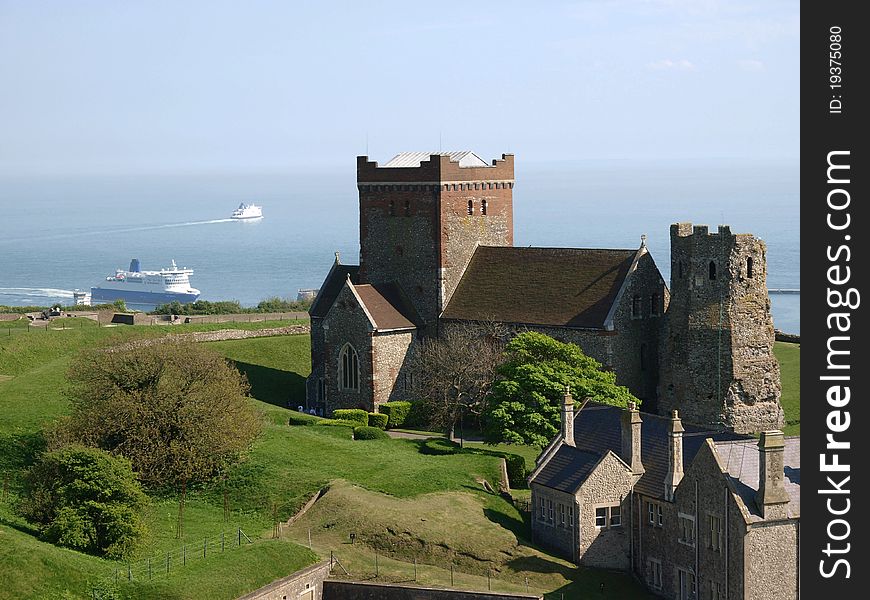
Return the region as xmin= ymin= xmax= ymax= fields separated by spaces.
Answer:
xmin=231 ymin=203 xmax=263 ymax=220
xmin=90 ymin=259 xmax=201 ymax=305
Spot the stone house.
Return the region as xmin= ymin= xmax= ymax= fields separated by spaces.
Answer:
xmin=528 ymin=390 xmax=799 ymax=599
xmin=306 ymin=151 xmax=782 ymax=433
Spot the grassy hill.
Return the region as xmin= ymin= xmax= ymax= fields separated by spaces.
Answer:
xmin=0 ymin=322 xmax=799 ymax=598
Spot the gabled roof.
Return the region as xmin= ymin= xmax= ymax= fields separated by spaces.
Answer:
xmin=309 ymin=261 xmax=360 ymax=318
xmin=441 ymin=246 xmax=639 ymax=329
xmin=532 ymin=445 xmax=604 ymax=493
xmin=382 ymin=151 xmax=488 ymax=168
xmin=715 ymin=437 xmax=800 ymax=521
xmin=353 ymin=283 xmax=420 ymax=331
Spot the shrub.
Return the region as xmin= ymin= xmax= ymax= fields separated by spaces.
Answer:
xmin=332 ymin=409 xmax=369 ymax=426
xmin=288 ymin=413 xmax=320 ymax=426
xmin=316 ymin=419 xmax=360 ymax=428
xmin=502 ymin=453 xmax=529 ymax=488
xmin=20 ymin=445 xmax=148 ymax=559
xmin=367 ymin=412 xmax=388 ymax=429
xmin=379 ymin=401 xmax=411 ymax=428
xmin=353 ymin=426 xmax=390 ymax=441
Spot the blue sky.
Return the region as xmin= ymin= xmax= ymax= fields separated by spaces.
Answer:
xmin=0 ymin=0 xmax=799 ymax=174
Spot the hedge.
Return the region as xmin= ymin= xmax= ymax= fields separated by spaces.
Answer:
xmin=353 ymin=426 xmax=390 ymax=441
xmin=288 ymin=413 xmax=320 ymax=426
xmin=367 ymin=412 xmax=388 ymax=429
xmin=332 ymin=409 xmax=369 ymax=426
xmin=379 ymin=401 xmax=412 ymax=428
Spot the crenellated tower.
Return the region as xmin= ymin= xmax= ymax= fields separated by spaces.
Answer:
xmin=357 ymin=152 xmax=514 ymax=329
xmin=658 ymin=223 xmax=783 ymax=433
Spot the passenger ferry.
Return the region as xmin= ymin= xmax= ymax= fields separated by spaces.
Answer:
xmin=231 ymin=203 xmax=263 ymax=219
xmin=90 ymin=259 xmax=200 ymax=305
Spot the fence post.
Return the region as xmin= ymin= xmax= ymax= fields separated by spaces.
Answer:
xmin=487 ymin=569 xmax=491 ymax=591
xmin=450 ymin=565 xmax=454 ymax=587
xmin=308 ymin=528 xmax=312 ymax=550
xmin=221 ymin=532 xmax=225 ymax=552
xmin=149 ymin=557 xmax=152 ymax=580
xmin=127 ymin=563 xmax=132 ymax=581
xmin=414 ymin=558 xmax=417 ymax=582
xmin=203 ymin=537 xmax=207 ymax=558
xmin=183 ymin=544 xmax=186 ymax=566
xmin=375 ymin=552 xmax=378 ymax=578
xmin=238 ymin=528 xmax=242 ymax=546
xmin=166 ymin=552 xmax=170 ymax=574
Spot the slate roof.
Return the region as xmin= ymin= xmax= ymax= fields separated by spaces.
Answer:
xmin=441 ymin=247 xmax=638 ymax=329
xmin=354 ymin=283 xmax=419 ymax=331
xmin=382 ymin=151 xmax=488 ymax=168
xmin=532 ymin=446 xmax=603 ymax=493
xmin=309 ymin=263 xmax=360 ymax=318
xmin=531 ymin=402 xmax=747 ymax=499
xmin=715 ymin=437 xmax=801 ymax=521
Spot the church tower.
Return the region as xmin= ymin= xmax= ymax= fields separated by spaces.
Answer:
xmin=357 ymin=152 xmax=514 ymax=328
xmin=658 ymin=223 xmax=783 ymax=433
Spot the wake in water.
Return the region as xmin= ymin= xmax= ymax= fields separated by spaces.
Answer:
xmin=0 ymin=287 xmax=78 ymax=300
xmin=0 ymin=218 xmax=238 ymax=244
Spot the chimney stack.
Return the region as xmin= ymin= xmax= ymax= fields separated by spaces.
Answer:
xmin=621 ymin=401 xmax=644 ymax=476
xmin=561 ymin=386 xmax=575 ymax=447
xmin=664 ymin=410 xmax=684 ymax=501
xmin=755 ymin=430 xmax=790 ymax=519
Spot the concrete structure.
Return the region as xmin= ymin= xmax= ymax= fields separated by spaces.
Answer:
xmin=306 ymin=152 xmax=781 ymax=434
xmin=528 ymin=401 xmax=800 ymax=599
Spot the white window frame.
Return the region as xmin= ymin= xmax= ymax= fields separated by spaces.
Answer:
xmin=657 ymin=504 xmax=663 ymax=527
xmin=594 ymin=507 xmax=608 ymax=528
xmin=678 ymin=512 xmax=696 ymax=547
xmin=547 ymin=499 xmax=554 ymax=523
xmin=710 ymin=580 xmax=722 ymax=600
xmin=647 ymin=558 xmax=663 ymax=590
xmin=678 ymin=568 xmax=697 ymax=600
xmin=709 ymin=514 xmax=722 ymax=551
xmin=558 ymin=503 xmax=566 ymax=527
xmin=567 ymin=503 xmax=574 ymax=529
xmin=610 ymin=505 xmax=622 ymax=527
xmin=648 ymin=501 xmax=655 ymax=525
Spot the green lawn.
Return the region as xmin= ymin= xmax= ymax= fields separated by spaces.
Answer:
xmin=774 ymin=341 xmax=800 ymax=435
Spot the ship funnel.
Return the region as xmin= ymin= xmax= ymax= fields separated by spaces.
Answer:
xmin=129 ymin=258 xmax=141 ymax=272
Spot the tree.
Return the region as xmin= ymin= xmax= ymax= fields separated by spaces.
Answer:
xmin=410 ymin=321 xmax=507 ymax=439
xmin=484 ymin=331 xmax=637 ymax=447
xmin=55 ymin=340 xmax=263 ymax=538
xmin=20 ymin=445 xmax=148 ymax=558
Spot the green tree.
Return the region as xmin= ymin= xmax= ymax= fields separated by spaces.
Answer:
xmin=55 ymin=340 xmax=263 ymax=538
xmin=20 ymin=445 xmax=148 ymax=558
xmin=484 ymin=331 xmax=637 ymax=447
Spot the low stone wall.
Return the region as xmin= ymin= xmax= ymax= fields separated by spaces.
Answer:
xmin=237 ymin=561 xmax=331 ymax=600
xmin=774 ymin=330 xmax=800 ymax=344
xmin=322 ymin=581 xmax=542 ymax=600
xmin=183 ymin=312 xmax=309 ymax=324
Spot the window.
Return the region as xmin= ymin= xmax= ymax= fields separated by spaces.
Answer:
xmin=650 ymin=293 xmax=660 ymax=316
xmin=339 ymin=344 xmax=359 ymax=391
xmin=404 ymin=200 xmax=411 ymax=216
xmin=747 ymin=256 xmax=754 ymax=278
xmin=467 ymin=200 xmax=474 ymax=215
xmin=678 ymin=569 xmax=696 ymax=600
xmin=539 ymin=497 xmax=546 ymax=520
xmin=709 ymin=515 xmax=722 ymax=551
xmin=657 ymin=504 xmax=663 ymax=527
xmin=709 ymin=261 xmax=717 ymax=280
xmin=648 ymin=502 xmax=655 ymax=525
xmin=547 ymin=499 xmax=554 ymax=523
xmin=610 ymin=505 xmax=622 ymax=527
xmin=559 ymin=503 xmax=566 ymax=527
xmin=679 ymin=514 xmax=695 ymax=547
xmin=647 ymin=559 xmax=663 ymax=590
xmin=631 ymin=295 xmax=642 ymax=318
xmin=567 ymin=504 xmax=574 ymax=529
xmin=481 ymin=199 xmax=488 ymax=215
xmin=388 ymin=200 xmax=395 ymax=216
xmin=710 ymin=581 xmax=722 ymax=600
xmin=595 ymin=507 xmax=607 ymax=528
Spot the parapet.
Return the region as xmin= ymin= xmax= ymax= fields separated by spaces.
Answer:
xmin=357 ymin=152 xmax=514 ymax=184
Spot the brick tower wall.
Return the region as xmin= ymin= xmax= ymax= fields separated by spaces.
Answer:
xmin=659 ymin=223 xmax=782 ymax=433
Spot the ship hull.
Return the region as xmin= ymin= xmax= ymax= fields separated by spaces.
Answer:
xmin=90 ymin=287 xmax=200 ymax=305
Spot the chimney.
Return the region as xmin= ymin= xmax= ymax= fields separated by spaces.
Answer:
xmin=621 ymin=401 xmax=644 ymax=476
xmin=664 ymin=410 xmax=684 ymax=501
xmin=561 ymin=386 xmax=575 ymax=447
xmin=755 ymin=430 xmax=790 ymax=519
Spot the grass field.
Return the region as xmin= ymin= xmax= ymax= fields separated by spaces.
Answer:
xmin=774 ymin=342 xmax=801 ymax=435
xmin=0 ymin=325 xmax=799 ymax=599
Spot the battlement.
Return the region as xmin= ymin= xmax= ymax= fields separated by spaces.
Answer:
xmin=357 ymin=153 xmax=514 ymax=184
xmin=670 ymin=222 xmax=763 ymax=244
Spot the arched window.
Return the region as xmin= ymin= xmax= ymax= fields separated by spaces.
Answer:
xmin=746 ymin=256 xmax=754 ymax=278
xmin=709 ymin=261 xmax=717 ymax=280
xmin=481 ymin=199 xmax=488 ymax=215
xmin=650 ymin=293 xmax=660 ymax=316
xmin=339 ymin=344 xmax=359 ymax=391
xmin=388 ymin=200 xmax=395 ymax=216
xmin=467 ymin=200 xmax=474 ymax=215
xmin=404 ymin=200 xmax=410 ymax=216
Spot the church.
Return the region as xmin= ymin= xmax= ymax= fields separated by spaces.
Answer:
xmin=306 ymin=152 xmax=783 ymax=434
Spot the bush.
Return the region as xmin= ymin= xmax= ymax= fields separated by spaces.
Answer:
xmin=367 ymin=412 xmax=388 ymax=429
xmin=288 ymin=412 xmax=320 ymax=426
xmin=502 ymin=453 xmax=529 ymax=488
xmin=316 ymin=419 xmax=360 ymax=428
xmin=332 ymin=409 xmax=369 ymax=426
xmin=20 ymin=445 xmax=148 ymax=558
xmin=379 ymin=401 xmax=412 ymax=428
xmin=353 ymin=426 xmax=390 ymax=441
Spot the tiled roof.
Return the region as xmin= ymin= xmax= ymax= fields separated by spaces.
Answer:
xmin=533 ymin=445 xmax=603 ymax=493
xmin=354 ymin=283 xmax=419 ymax=331
xmin=382 ymin=151 xmax=488 ymax=168
xmin=715 ymin=437 xmax=800 ymax=521
xmin=441 ymin=247 xmax=638 ymax=329
xmin=309 ymin=263 xmax=360 ymax=318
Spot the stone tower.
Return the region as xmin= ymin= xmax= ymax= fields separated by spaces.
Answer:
xmin=658 ymin=223 xmax=783 ymax=433
xmin=357 ymin=152 xmax=514 ymax=329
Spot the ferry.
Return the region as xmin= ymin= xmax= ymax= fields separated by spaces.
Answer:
xmin=231 ymin=203 xmax=263 ymax=220
xmin=90 ymin=259 xmax=200 ymax=305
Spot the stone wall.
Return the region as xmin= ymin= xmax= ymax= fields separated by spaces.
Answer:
xmin=371 ymin=331 xmax=415 ymax=407
xmin=576 ymin=453 xmax=633 ymax=570
xmin=237 ymin=561 xmax=330 ymax=600
xmin=744 ymin=521 xmax=799 ymax=600
xmin=322 ymin=581 xmax=541 ymax=600
xmin=529 ymin=484 xmax=577 ymax=560
xmin=322 ymin=284 xmax=374 ymax=412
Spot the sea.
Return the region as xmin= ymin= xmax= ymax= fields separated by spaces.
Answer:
xmin=0 ymin=159 xmax=800 ymax=334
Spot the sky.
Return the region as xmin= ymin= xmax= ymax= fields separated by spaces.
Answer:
xmin=0 ymin=0 xmax=800 ymax=175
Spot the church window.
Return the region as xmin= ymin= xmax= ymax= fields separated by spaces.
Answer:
xmin=467 ymin=200 xmax=474 ymax=215
xmin=650 ymin=293 xmax=660 ymax=316
xmin=388 ymin=200 xmax=395 ymax=216
xmin=404 ymin=200 xmax=411 ymax=216
xmin=631 ymin=295 xmax=642 ymax=318
xmin=709 ymin=261 xmax=717 ymax=280
xmin=747 ymin=256 xmax=754 ymax=278
xmin=339 ymin=344 xmax=359 ymax=391
xmin=481 ymin=199 xmax=488 ymax=215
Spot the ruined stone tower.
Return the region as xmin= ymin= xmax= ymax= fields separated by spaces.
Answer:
xmin=658 ymin=223 xmax=783 ymax=433
xmin=357 ymin=152 xmax=514 ymax=329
